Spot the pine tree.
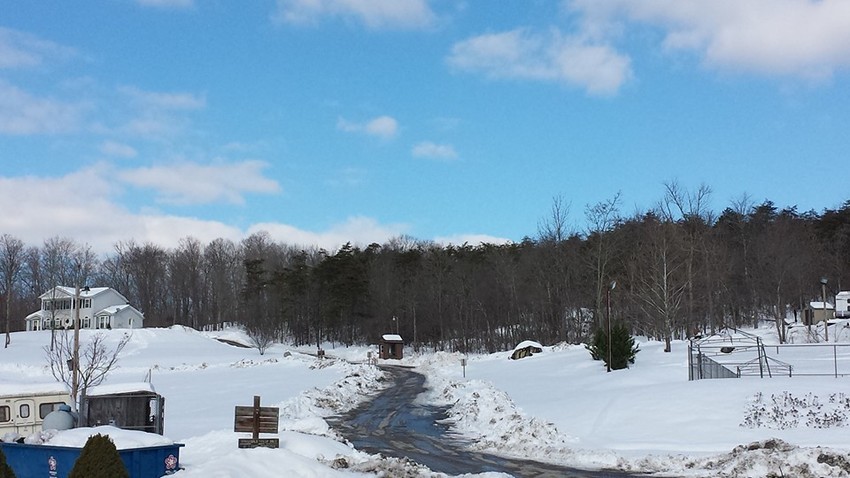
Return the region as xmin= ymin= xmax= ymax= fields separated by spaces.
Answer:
xmin=585 ymin=327 xmax=607 ymax=362
xmin=586 ymin=322 xmax=639 ymax=371
xmin=0 ymin=446 xmax=17 ymax=478
xmin=68 ymin=434 xmax=129 ymax=478
xmin=609 ymin=321 xmax=639 ymax=370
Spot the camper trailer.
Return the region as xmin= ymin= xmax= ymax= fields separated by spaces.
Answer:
xmin=0 ymin=384 xmax=72 ymax=437
xmin=836 ymin=291 xmax=850 ymax=319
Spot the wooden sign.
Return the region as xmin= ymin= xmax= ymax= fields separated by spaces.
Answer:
xmin=235 ymin=395 xmax=279 ymax=449
xmin=234 ymin=406 xmax=279 ymax=433
xmin=238 ymin=438 xmax=280 ymax=449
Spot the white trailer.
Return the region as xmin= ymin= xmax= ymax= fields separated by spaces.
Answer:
xmin=836 ymin=291 xmax=850 ymax=319
xmin=0 ymin=384 xmax=72 ymax=437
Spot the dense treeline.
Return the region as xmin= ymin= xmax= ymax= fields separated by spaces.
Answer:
xmin=2 ymin=185 xmax=849 ymax=352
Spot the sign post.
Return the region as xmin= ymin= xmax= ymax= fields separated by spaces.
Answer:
xmin=461 ymin=356 xmax=467 ymax=378
xmin=234 ymin=395 xmax=279 ymax=449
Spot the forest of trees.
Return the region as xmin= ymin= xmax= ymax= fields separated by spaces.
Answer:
xmin=2 ymin=184 xmax=849 ymax=353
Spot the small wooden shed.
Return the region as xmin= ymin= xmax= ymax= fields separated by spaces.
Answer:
xmin=81 ymin=382 xmax=165 ymax=435
xmin=803 ymin=301 xmax=834 ymax=325
xmin=379 ymin=334 xmax=404 ymax=360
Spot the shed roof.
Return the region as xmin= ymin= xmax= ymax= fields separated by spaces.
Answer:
xmin=810 ymin=301 xmax=834 ymax=310
xmin=86 ymin=382 xmax=156 ymax=397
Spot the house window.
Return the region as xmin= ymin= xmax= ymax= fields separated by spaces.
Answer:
xmin=82 ymin=317 xmax=91 ymax=328
xmin=19 ymin=403 xmax=30 ymax=419
xmin=0 ymin=406 xmax=9 ymax=422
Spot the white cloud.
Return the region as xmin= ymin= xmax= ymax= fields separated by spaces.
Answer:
xmin=325 ymin=167 xmax=366 ymax=187
xmin=0 ymin=27 xmax=76 ymax=69
xmin=115 ymin=86 xmax=205 ymax=139
xmin=337 ymin=115 xmax=398 ymax=139
xmin=0 ymin=80 xmax=85 ymax=135
xmin=117 ymin=160 xmax=281 ymax=205
xmin=273 ymin=0 xmax=435 ymax=29
xmin=569 ymin=0 xmax=850 ymax=79
xmin=249 ymin=216 xmax=409 ymax=250
xmin=412 ymin=141 xmax=458 ymax=160
xmin=434 ymin=233 xmax=512 ymax=247
xmin=99 ymin=140 xmax=138 ymax=158
xmin=447 ymin=28 xmax=631 ymax=95
xmin=0 ymin=168 xmax=405 ymax=254
xmin=119 ymin=86 xmax=206 ymax=110
xmin=136 ymin=0 xmax=194 ymax=7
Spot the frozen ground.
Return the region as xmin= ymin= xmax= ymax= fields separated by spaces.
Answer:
xmin=1 ymin=321 xmax=849 ymax=477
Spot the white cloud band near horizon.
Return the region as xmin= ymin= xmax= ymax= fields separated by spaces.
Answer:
xmin=0 ymin=165 xmax=508 ymax=255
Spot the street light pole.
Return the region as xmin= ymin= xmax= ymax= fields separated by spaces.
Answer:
xmin=821 ymin=277 xmax=829 ymax=342
xmin=72 ymin=281 xmax=81 ymax=409
xmin=607 ymin=281 xmax=616 ymax=373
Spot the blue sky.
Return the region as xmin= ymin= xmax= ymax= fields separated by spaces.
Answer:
xmin=2 ymin=0 xmax=850 ymax=253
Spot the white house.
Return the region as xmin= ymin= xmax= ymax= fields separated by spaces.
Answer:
xmin=25 ymin=286 xmax=145 ymax=331
xmin=837 ymin=291 xmax=850 ymax=319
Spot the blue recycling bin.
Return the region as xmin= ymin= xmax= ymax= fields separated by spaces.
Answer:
xmin=0 ymin=441 xmax=183 ymax=478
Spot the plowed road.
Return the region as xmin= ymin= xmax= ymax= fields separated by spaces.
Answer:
xmin=331 ymin=366 xmax=638 ymax=478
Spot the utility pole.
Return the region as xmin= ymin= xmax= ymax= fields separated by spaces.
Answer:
xmin=821 ymin=277 xmax=829 ymax=343
xmin=607 ymin=281 xmax=616 ymax=372
xmin=71 ymin=280 xmax=81 ymax=409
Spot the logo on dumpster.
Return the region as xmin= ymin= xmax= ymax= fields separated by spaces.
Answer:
xmin=48 ymin=456 xmax=57 ymax=471
xmin=165 ymin=454 xmax=178 ymax=470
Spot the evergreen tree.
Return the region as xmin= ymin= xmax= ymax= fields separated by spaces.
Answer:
xmin=585 ymin=327 xmax=607 ymax=362
xmin=586 ymin=322 xmax=639 ymax=370
xmin=68 ymin=434 xmax=129 ymax=478
xmin=0 ymin=446 xmax=16 ymax=478
xmin=609 ymin=321 xmax=640 ymax=370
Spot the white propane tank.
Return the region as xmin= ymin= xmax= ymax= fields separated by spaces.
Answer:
xmin=42 ymin=404 xmax=76 ymax=431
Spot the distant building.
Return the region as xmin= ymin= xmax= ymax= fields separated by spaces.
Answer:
xmin=803 ymin=301 xmax=834 ymax=325
xmin=24 ymin=286 xmax=145 ymax=331
xmin=379 ymin=334 xmax=404 ymax=360
xmin=837 ymin=291 xmax=850 ymax=319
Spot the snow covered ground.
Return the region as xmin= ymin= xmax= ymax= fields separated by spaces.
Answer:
xmin=1 ymin=322 xmax=850 ymax=477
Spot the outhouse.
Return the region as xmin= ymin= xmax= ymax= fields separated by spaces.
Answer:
xmin=379 ymin=334 xmax=404 ymax=360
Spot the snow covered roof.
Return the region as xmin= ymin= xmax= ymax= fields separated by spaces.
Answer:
xmin=382 ymin=334 xmax=403 ymax=342
xmin=809 ymin=301 xmax=834 ymax=310
xmin=512 ymin=340 xmax=544 ymax=351
xmin=0 ymin=382 xmax=70 ymax=397
xmin=86 ymin=382 xmax=156 ymax=397
xmin=39 ymin=285 xmax=113 ymax=299
xmin=97 ymin=304 xmax=131 ymax=315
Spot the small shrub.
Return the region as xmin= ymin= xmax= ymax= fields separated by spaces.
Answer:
xmin=68 ymin=434 xmax=128 ymax=478
xmin=0 ymin=446 xmax=17 ymax=478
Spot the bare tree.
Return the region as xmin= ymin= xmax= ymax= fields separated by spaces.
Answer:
xmin=204 ymin=238 xmax=240 ymax=329
xmin=633 ymin=213 xmax=687 ymax=352
xmin=538 ymin=195 xmax=572 ymax=243
xmin=44 ymin=330 xmax=130 ymax=406
xmin=585 ymin=193 xmax=622 ymax=328
xmin=1 ymin=234 xmax=25 ymax=348
xmin=169 ymin=237 xmax=205 ymax=328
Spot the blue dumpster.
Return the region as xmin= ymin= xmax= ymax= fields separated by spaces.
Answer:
xmin=0 ymin=441 xmax=183 ymax=478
